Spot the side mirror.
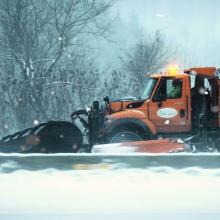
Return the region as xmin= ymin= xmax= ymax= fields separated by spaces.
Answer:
xmin=103 ymin=96 xmax=112 ymax=113
xmin=103 ymin=96 xmax=110 ymax=104
xmin=154 ymin=93 xmax=167 ymax=102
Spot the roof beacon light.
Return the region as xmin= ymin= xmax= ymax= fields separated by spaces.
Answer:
xmin=167 ymin=64 xmax=179 ymax=75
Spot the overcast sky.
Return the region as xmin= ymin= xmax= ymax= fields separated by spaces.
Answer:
xmin=113 ymin=0 xmax=220 ymax=67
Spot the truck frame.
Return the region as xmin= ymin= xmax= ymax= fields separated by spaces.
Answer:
xmin=74 ymin=66 xmax=220 ymax=152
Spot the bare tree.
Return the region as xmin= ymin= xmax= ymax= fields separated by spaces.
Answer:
xmin=99 ymin=70 xmax=133 ymax=100
xmin=121 ymin=31 xmax=172 ymax=96
xmin=0 ymin=0 xmax=114 ymax=132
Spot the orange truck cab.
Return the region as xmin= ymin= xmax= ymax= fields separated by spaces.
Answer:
xmin=100 ymin=66 xmax=220 ymax=148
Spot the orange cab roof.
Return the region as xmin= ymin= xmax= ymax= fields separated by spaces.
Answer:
xmin=150 ymin=67 xmax=217 ymax=79
xmin=184 ymin=67 xmax=217 ymax=78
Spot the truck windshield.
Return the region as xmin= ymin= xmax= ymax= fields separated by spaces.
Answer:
xmin=140 ymin=78 xmax=158 ymax=100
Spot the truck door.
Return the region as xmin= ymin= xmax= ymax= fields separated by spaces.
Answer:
xmin=148 ymin=77 xmax=191 ymax=133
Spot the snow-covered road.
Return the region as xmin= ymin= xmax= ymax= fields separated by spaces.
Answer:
xmin=0 ymin=153 xmax=220 ymax=220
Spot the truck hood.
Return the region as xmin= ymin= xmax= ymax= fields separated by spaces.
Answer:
xmin=110 ymin=99 xmax=146 ymax=113
xmin=109 ymin=109 xmax=146 ymax=119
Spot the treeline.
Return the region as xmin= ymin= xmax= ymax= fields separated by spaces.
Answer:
xmin=0 ymin=0 xmax=171 ymax=135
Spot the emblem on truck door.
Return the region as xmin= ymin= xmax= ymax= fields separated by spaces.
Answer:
xmin=157 ymin=108 xmax=178 ymax=119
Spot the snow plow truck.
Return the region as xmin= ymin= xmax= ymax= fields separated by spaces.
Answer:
xmin=1 ymin=66 xmax=220 ymax=153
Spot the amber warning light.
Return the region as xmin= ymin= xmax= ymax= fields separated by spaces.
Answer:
xmin=166 ymin=64 xmax=180 ymax=75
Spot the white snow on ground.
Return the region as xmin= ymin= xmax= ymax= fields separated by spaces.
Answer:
xmin=0 ymin=164 xmax=220 ymax=220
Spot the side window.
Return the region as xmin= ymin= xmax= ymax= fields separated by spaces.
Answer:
xmin=204 ymin=78 xmax=211 ymax=91
xmin=153 ymin=78 xmax=166 ymax=101
xmin=190 ymin=75 xmax=196 ymax=89
xmin=167 ymin=79 xmax=182 ymax=99
xmin=153 ymin=78 xmax=182 ymax=101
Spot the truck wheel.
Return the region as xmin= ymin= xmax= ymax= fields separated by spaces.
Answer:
xmin=108 ymin=127 xmax=150 ymax=144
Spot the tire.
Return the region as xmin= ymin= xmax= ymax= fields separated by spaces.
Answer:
xmin=107 ymin=126 xmax=151 ymax=144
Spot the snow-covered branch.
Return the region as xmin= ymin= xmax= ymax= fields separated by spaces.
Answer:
xmin=0 ymin=0 xmax=114 ymax=129
xmin=43 ymin=81 xmax=96 ymax=90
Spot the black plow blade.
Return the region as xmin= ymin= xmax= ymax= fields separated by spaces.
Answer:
xmin=0 ymin=121 xmax=83 ymax=153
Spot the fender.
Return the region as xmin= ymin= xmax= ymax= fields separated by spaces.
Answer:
xmin=102 ymin=117 xmax=157 ymax=137
xmin=104 ymin=109 xmax=157 ymax=135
